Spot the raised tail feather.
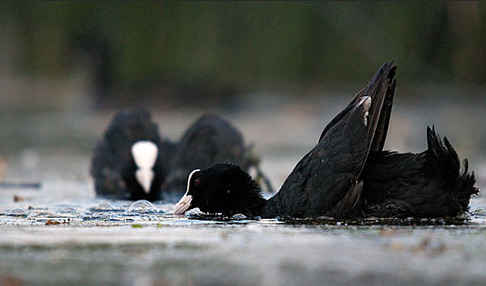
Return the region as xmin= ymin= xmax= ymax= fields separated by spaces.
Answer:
xmin=426 ymin=126 xmax=478 ymax=213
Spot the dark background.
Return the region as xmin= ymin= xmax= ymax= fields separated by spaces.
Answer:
xmin=0 ymin=2 xmax=484 ymax=179
xmin=0 ymin=4 xmax=485 ymax=286
xmin=0 ymin=2 xmax=484 ymax=109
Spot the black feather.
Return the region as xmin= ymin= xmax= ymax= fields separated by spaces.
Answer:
xmin=362 ymin=127 xmax=478 ymax=217
xmin=166 ymin=114 xmax=250 ymax=194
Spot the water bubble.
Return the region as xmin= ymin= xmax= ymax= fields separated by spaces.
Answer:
xmin=231 ymin=213 xmax=247 ymax=220
xmin=127 ymin=200 xmax=158 ymax=214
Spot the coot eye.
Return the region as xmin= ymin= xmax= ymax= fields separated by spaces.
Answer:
xmin=193 ymin=178 xmax=201 ymax=186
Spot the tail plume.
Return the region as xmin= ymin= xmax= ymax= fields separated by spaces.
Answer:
xmin=426 ymin=126 xmax=479 ymax=212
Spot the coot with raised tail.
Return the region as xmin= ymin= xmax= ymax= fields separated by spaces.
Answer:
xmin=174 ymin=63 xmax=478 ymax=218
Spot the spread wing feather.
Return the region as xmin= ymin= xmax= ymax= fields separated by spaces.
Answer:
xmin=266 ymin=63 xmax=396 ymax=218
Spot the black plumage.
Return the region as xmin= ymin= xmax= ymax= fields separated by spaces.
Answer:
xmin=261 ymin=62 xmax=397 ymax=218
xmin=177 ymin=164 xmax=266 ymax=217
xmin=174 ymin=63 xmax=478 ymax=219
xmin=362 ymin=127 xmax=477 ymax=217
xmin=165 ymin=114 xmax=257 ymax=195
xmin=90 ymin=108 xmax=174 ymax=201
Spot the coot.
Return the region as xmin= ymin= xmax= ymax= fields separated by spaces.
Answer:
xmin=91 ymin=108 xmax=174 ymax=201
xmin=165 ymin=114 xmax=268 ymax=196
xmin=174 ymin=63 xmax=478 ymax=218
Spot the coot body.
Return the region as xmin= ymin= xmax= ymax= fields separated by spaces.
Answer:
xmin=165 ymin=114 xmax=257 ymax=195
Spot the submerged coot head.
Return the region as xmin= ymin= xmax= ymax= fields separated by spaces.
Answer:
xmin=174 ymin=164 xmax=265 ymax=216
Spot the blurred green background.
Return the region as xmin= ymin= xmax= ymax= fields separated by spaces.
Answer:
xmin=0 ymin=2 xmax=484 ymax=169
xmin=1 ymin=5 xmax=486 ymax=286
xmin=0 ymin=2 xmax=484 ymax=110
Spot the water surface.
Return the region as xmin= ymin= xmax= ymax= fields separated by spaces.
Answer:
xmin=0 ymin=95 xmax=485 ymax=285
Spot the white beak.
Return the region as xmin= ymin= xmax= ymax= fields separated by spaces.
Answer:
xmin=173 ymin=169 xmax=200 ymax=215
xmin=174 ymin=195 xmax=192 ymax=215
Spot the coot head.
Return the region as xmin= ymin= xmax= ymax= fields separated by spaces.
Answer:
xmin=91 ymin=108 xmax=170 ymax=201
xmin=174 ymin=164 xmax=265 ymax=216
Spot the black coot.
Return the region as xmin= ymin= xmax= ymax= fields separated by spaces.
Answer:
xmin=165 ymin=114 xmax=262 ymax=196
xmin=174 ymin=63 xmax=478 ymax=218
xmin=91 ymin=108 xmax=174 ymax=201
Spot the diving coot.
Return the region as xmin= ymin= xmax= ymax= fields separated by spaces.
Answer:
xmin=174 ymin=63 xmax=478 ymax=218
xmin=91 ymin=108 xmax=175 ymax=201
